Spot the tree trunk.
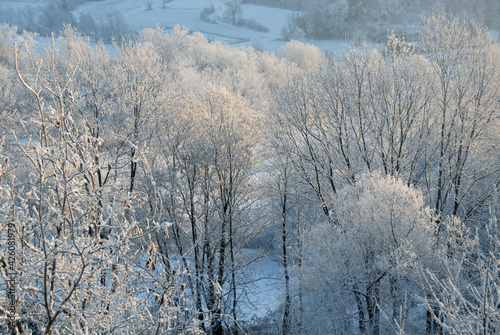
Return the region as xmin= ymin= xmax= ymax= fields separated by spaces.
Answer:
xmin=188 ymin=172 xmax=204 ymax=326
xmin=282 ymin=181 xmax=291 ymax=335
xmin=390 ymin=276 xmax=402 ymax=326
xmin=426 ymin=297 xmax=432 ymax=335
xmin=296 ymin=201 xmax=304 ymax=334
xmin=130 ymin=105 xmax=140 ymax=193
xmin=366 ymin=279 xmax=381 ymax=335
xmin=213 ymin=203 xmax=228 ymax=335
xmin=353 ymin=286 xmax=367 ymax=335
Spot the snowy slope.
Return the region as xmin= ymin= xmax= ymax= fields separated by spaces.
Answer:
xmin=69 ymin=0 xmax=345 ymax=53
xmin=0 ymin=0 xmax=347 ymax=52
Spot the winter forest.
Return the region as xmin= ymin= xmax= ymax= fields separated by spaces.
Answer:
xmin=0 ymin=0 xmax=500 ymax=334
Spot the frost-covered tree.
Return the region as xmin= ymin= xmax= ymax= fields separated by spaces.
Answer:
xmin=97 ymin=9 xmax=130 ymax=43
xmin=303 ymin=0 xmax=350 ymax=39
xmin=0 ymin=25 xmax=20 ymax=138
xmin=224 ymin=0 xmax=243 ymax=25
xmin=0 ymin=31 xmax=200 ymax=335
xmin=111 ymin=36 xmax=166 ymax=193
xmin=418 ymin=12 xmax=500 ymax=225
xmin=367 ymin=32 xmax=433 ymax=181
xmin=0 ymin=10 xmax=498 ymax=334
xmin=306 ymin=172 xmax=437 ymax=335
xmin=418 ymin=193 xmax=500 ymax=335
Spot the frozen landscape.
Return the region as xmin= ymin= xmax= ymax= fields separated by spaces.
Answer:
xmin=0 ymin=0 xmax=350 ymax=52
xmin=0 ymin=1 xmax=499 ymax=334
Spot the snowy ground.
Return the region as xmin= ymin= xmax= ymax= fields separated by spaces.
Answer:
xmin=72 ymin=0 xmax=290 ymax=49
xmin=137 ymin=247 xmax=284 ymax=323
xmin=237 ymin=248 xmax=283 ymax=321
xmin=0 ymin=0 xmax=348 ymax=53
xmin=72 ymin=0 xmax=296 ymax=51
xmin=0 ymin=0 xmax=44 ymax=7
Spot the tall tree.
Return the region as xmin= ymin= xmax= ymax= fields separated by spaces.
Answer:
xmin=111 ymin=37 xmax=165 ymax=193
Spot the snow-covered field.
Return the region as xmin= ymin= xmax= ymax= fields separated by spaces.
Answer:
xmin=72 ymin=0 xmax=294 ymax=50
xmin=0 ymin=0 xmax=348 ymax=53
xmin=113 ymin=0 xmax=347 ymax=52
xmin=0 ymin=0 xmax=43 ymax=6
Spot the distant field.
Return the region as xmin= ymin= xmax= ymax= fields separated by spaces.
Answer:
xmin=0 ymin=0 xmax=346 ymax=53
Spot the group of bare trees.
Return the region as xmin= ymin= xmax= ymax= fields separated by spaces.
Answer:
xmin=271 ymin=12 xmax=500 ymax=335
xmin=283 ymin=0 xmax=500 ymax=40
xmin=0 ymin=11 xmax=499 ymax=335
xmin=0 ymin=23 xmax=270 ymax=334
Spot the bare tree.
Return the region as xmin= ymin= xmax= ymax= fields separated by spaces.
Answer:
xmin=418 ymin=12 xmax=500 ymax=226
xmin=224 ymin=0 xmax=243 ymax=25
xmin=111 ymin=37 xmax=165 ymax=193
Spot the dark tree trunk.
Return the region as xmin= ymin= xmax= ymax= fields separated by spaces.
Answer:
xmin=390 ymin=276 xmax=402 ymax=326
xmin=354 ymin=285 xmax=367 ymax=335
xmin=366 ymin=278 xmax=381 ymax=335
xmin=282 ymin=184 xmax=291 ymax=335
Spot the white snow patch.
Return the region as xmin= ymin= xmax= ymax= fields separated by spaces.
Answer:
xmin=237 ymin=248 xmax=283 ymax=321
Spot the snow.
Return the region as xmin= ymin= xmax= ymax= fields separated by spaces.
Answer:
xmin=240 ymin=4 xmax=294 ymax=37
xmin=1 ymin=0 xmax=347 ymax=54
xmin=0 ymin=0 xmax=44 ymax=7
xmin=130 ymin=247 xmax=283 ymax=322
xmin=491 ymin=30 xmax=500 ymax=42
xmin=126 ymin=0 xmax=344 ymax=52
xmin=237 ymin=248 xmax=283 ymax=321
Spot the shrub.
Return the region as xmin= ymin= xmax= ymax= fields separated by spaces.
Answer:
xmin=236 ymin=18 xmax=269 ymax=33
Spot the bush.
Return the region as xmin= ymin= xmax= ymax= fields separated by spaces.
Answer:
xmin=200 ymin=5 xmax=216 ymax=23
xmin=236 ymin=18 xmax=269 ymax=33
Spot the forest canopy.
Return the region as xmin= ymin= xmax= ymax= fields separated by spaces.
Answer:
xmin=0 ymin=11 xmax=499 ymax=335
